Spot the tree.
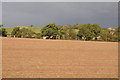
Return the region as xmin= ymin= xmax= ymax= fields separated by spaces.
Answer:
xmin=59 ymin=26 xmax=69 ymax=40
xmin=73 ymin=24 xmax=82 ymax=29
xmin=114 ymin=26 xmax=120 ymax=41
xmin=0 ymin=28 xmax=7 ymax=37
xmin=34 ymin=33 xmax=41 ymax=39
xmin=0 ymin=25 xmax=3 ymax=27
xmin=11 ymin=27 xmax=20 ymax=37
xmin=58 ymin=25 xmax=77 ymax=40
xmin=41 ymin=23 xmax=59 ymax=39
xmin=117 ymin=26 xmax=120 ymax=41
xmin=65 ymin=26 xmax=77 ymax=40
xmin=20 ymin=28 xmax=35 ymax=38
xmin=0 ymin=29 xmax=1 ymax=36
xmin=77 ymin=24 xmax=101 ymax=41
xmin=28 ymin=25 xmax=33 ymax=27
xmin=100 ymin=28 xmax=116 ymax=42
xmin=91 ymin=24 xmax=101 ymax=39
xmin=11 ymin=27 xmax=35 ymax=38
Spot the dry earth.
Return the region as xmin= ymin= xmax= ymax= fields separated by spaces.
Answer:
xmin=2 ymin=37 xmax=118 ymax=78
xmin=0 ymin=37 xmax=2 ymax=79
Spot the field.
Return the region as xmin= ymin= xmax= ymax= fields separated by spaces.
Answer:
xmin=0 ymin=26 xmax=79 ymax=35
xmin=2 ymin=37 xmax=118 ymax=78
xmin=1 ymin=26 xmax=42 ymax=34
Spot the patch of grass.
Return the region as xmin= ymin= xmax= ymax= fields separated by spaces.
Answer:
xmin=28 ymin=27 xmax=42 ymax=33
xmin=4 ymin=26 xmax=42 ymax=34
xmin=5 ymin=27 xmax=15 ymax=34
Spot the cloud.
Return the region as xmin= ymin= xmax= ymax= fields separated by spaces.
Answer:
xmin=2 ymin=2 xmax=118 ymax=27
xmin=0 ymin=2 xmax=2 ymax=24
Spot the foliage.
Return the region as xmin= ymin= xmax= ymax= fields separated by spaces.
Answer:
xmin=1 ymin=24 xmax=119 ymax=42
xmin=77 ymin=24 xmax=101 ymax=40
xmin=59 ymin=25 xmax=77 ymax=40
xmin=0 ymin=28 xmax=7 ymax=37
xmin=0 ymin=24 xmax=3 ymax=27
xmin=117 ymin=26 xmax=120 ymax=41
xmin=11 ymin=27 xmax=20 ymax=37
xmin=114 ymin=26 xmax=120 ymax=41
xmin=41 ymin=23 xmax=59 ymax=39
xmin=34 ymin=33 xmax=41 ymax=39
xmin=5 ymin=26 xmax=41 ymax=34
xmin=11 ymin=27 xmax=35 ymax=38
xmin=100 ymin=28 xmax=118 ymax=42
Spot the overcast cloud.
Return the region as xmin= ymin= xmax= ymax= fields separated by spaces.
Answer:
xmin=0 ymin=2 xmax=2 ymax=24
xmin=2 ymin=2 xmax=118 ymax=27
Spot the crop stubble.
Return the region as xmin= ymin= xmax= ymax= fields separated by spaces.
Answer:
xmin=2 ymin=38 xmax=118 ymax=78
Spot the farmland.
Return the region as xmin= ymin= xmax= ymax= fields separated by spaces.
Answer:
xmin=2 ymin=37 xmax=118 ymax=78
xmin=1 ymin=26 xmax=42 ymax=34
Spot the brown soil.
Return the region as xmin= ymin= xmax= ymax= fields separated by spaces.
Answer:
xmin=2 ymin=37 xmax=118 ymax=78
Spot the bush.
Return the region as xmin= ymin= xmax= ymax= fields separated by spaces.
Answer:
xmin=0 ymin=28 xmax=7 ymax=37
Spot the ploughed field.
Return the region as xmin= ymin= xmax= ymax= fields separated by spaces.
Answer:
xmin=2 ymin=37 xmax=118 ymax=78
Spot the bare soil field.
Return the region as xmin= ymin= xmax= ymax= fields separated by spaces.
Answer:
xmin=2 ymin=37 xmax=118 ymax=78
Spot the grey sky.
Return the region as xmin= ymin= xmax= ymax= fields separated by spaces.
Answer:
xmin=0 ymin=2 xmax=2 ymax=24
xmin=2 ymin=0 xmax=120 ymax=2
xmin=2 ymin=2 xmax=118 ymax=27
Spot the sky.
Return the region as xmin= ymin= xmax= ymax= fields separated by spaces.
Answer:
xmin=0 ymin=2 xmax=1 ymax=24
xmin=2 ymin=0 xmax=120 ymax=2
xmin=1 ymin=2 xmax=118 ymax=28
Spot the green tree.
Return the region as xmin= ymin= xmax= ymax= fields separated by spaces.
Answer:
xmin=11 ymin=27 xmax=20 ymax=37
xmin=58 ymin=25 xmax=77 ymax=40
xmin=28 ymin=25 xmax=33 ymax=27
xmin=34 ymin=33 xmax=41 ymax=39
xmin=100 ymin=28 xmax=116 ymax=42
xmin=11 ymin=27 xmax=35 ymax=38
xmin=117 ymin=26 xmax=120 ymax=41
xmin=0 ymin=29 xmax=1 ymax=36
xmin=59 ymin=26 xmax=69 ymax=40
xmin=114 ymin=26 xmax=120 ymax=41
xmin=1 ymin=28 xmax=7 ymax=37
xmin=41 ymin=23 xmax=59 ymax=39
xmin=73 ymin=24 xmax=82 ymax=29
xmin=77 ymin=24 xmax=101 ymax=41
xmin=20 ymin=28 xmax=35 ymax=38
xmin=66 ymin=26 xmax=77 ymax=40
xmin=0 ymin=25 xmax=3 ymax=27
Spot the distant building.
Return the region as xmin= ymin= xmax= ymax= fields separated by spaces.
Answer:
xmin=107 ymin=27 xmax=117 ymax=35
xmin=107 ymin=27 xmax=116 ymax=31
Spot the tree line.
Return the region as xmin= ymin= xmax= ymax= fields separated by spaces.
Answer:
xmin=0 ymin=24 xmax=119 ymax=42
